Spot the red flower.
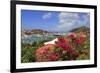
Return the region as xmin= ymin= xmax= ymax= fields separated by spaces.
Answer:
xmin=68 ymin=33 xmax=77 ymax=39
xmin=72 ymin=50 xmax=79 ymax=57
xmin=58 ymin=37 xmax=67 ymax=43
xmin=35 ymin=44 xmax=61 ymax=62
xmin=49 ymin=53 xmax=59 ymax=61
xmin=56 ymin=43 xmax=72 ymax=51
xmin=35 ymin=44 xmax=54 ymax=55
xmin=69 ymin=50 xmax=79 ymax=57
xmin=63 ymin=44 xmax=72 ymax=51
xmin=75 ymin=37 xmax=85 ymax=45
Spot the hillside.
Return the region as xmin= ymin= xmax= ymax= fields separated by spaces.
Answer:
xmin=31 ymin=29 xmax=49 ymax=34
xmin=70 ymin=26 xmax=90 ymax=33
xmin=22 ymin=29 xmax=50 ymax=35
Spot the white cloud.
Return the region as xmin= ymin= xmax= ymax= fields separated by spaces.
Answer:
xmin=59 ymin=12 xmax=79 ymax=20
xmin=43 ymin=12 xmax=52 ymax=19
xmin=55 ymin=12 xmax=90 ymax=32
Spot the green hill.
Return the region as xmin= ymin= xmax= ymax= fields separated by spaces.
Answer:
xmin=70 ymin=26 xmax=90 ymax=33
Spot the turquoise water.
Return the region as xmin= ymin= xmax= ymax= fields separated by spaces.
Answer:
xmin=21 ymin=34 xmax=57 ymax=44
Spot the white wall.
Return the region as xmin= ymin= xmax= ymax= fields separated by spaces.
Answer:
xmin=0 ymin=0 xmax=99 ymax=73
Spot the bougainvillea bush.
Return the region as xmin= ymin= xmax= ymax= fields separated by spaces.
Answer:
xmin=21 ymin=29 xmax=90 ymax=63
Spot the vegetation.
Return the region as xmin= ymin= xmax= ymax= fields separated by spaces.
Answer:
xmin=21 ymin=26 xmax=90 ymax=63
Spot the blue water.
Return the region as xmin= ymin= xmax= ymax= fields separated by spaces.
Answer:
xmin=21 ymin=34 xmax=57 ymax=44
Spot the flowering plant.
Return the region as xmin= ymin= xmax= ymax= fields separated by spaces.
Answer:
xmin=21 ymin=30 xmax=90 ymax=62
xmin=34 ymin=31 xmax=90 ymax=62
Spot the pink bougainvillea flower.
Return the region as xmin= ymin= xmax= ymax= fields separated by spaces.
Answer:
xmin=69 ymin=49 xmax=79 ymax=58
xmin=49 ymin=53 xmax=59 ymax=61
xmin=67 ymin=33 xmax=77 ymax=39
xmin=63 ymin=44 xmax=72 ymax=51
xmin=56 ymin=42 xmax=72 ymax=51
xmin=75 ymin=36 xmax=85 ymax=45
xmin=72 ymin=50 xmax=79 ymax=57
xmin=57 ymin=37 xmax=67 ymax=43
xmin=35 ymin=44 xmax=60 ymax=62
xmin=75 ymin=39 xmax=82 ymax=45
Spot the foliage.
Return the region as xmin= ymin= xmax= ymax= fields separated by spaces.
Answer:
xmin=21 ymin=28 xmax=90 ymax=63
xmin=21 ymin=40 xmax=47 ymax=63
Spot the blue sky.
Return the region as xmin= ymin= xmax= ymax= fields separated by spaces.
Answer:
xmin=21 ymin=10 xmax=90 ymax=32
